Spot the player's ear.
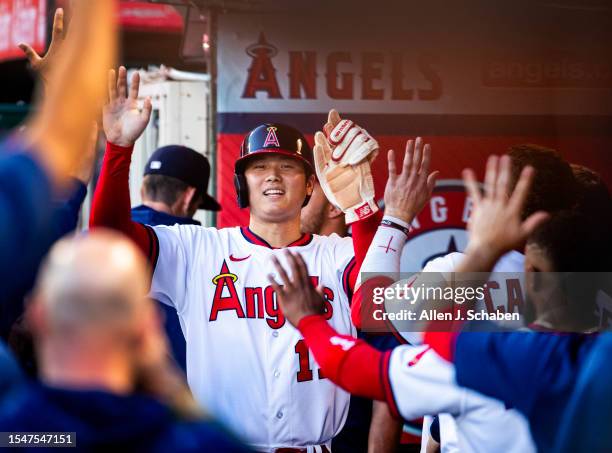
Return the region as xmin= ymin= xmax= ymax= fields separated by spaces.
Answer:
xmin=177 ymin=186 xmax=197 ymax=216
xmin=26 ymin=295 xmax=47 ymax=337
xmin=327 ymin=203 xmax=343 ymax=220
xmin=306 ymin=173 xmax=315 ymax=196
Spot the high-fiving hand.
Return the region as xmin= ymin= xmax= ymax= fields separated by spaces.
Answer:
xmin=19 ymin=8 xmax=65 ymax=83
xmin=268 ymin=252 xmax=326 ymax=327
xmin=383 ymin=137 xmax=438 ymax=225
xmin=103 ymin=66 xmax=152 ymax=147
xmin=314 ymin=109 xmax=380 ymax=223
xmin=461 ymin=155 xmax=550 ymax=269
xmin=23 ymin=0 xmax=116 ymax=187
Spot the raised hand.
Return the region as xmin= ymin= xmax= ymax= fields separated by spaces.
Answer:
xmin=313 ymin=108 xmax=380 ymax=223
xmin=19 ymin=8 xmax=65 ymax=83
xmin=23 ymin=0 xmax=117 ymax=187
xmin=103 ymin=66 xmax=152 ymax=147
xmin=462 ymin=155 xmax=550 ymax=265
xmin=383 ymin=137 xmax=438 ymax=224
xmin=268 ymin=251 xmax=326 ymax=327
xmin=323 ymin=109 xmax=341 ymax=136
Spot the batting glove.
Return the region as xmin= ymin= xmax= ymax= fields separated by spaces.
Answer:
xmin=314 ymin=120 xmax=379 ymax=224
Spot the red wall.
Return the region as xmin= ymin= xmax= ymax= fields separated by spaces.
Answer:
xmin=217 ymin=132 xmax=612 ymax=228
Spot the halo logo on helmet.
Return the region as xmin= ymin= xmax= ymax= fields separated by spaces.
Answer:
xmin=263 ymin=126 xmax=280 ymax=147
xmin=234 ymin=123 xmax=315 ymax=209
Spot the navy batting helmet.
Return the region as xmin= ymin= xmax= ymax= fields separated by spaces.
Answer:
xmin=234 ymin=123 xmax=315 ymax=208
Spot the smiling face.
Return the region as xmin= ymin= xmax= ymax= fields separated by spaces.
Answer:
xmin=244 ymin=154 xmax=314 ymax=223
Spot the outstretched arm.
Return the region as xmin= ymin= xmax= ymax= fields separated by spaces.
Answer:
xmin=23 ymin=1 xmax=116 ymax=188
xmin=19 ymin=8 xmax=66 ymax=86
xmin=0 ymin=0 xmax=115 ymax=307
xmin=90 ymin=141 xmax=153 ymax=259
xmin=425 ymin=154 xmax=550 ymax=361
xmin=90 ymin=67 xmax=154 ymax=260
xmin=352 ymin=138 xmax=438 ymax=328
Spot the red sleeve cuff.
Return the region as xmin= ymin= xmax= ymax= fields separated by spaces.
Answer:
xmin=351 ymin=210 xmax=383 ymax=262
xmin=298 ymin=314 xmax=332 ymax=336
xmin=107 ymin=142 xmax=135 ymax=154
xmin=423 ymin=331 xmax=459 ymax=362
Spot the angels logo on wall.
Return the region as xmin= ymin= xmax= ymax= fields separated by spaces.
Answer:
xmin=242 ymin=32 xmax=281 ymax=99
xmin=399 ymin=180 xmax=470 ymax=272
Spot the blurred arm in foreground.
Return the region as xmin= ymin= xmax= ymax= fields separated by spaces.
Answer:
xmin=0 ymin=0 xmax=116 ymax=287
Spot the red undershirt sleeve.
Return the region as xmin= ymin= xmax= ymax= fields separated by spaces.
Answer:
xmin=423 ymin=331 xmax=460 ymax=362
xmin=347 ymin=210 xmax=383 ymax=292
xmin=298 ymin=314 xmax=391 ymax=403
xmin=90 ymin=142 xmax=154 ymax=261
xmin=350 ymin=275 xmax=395 ymax=329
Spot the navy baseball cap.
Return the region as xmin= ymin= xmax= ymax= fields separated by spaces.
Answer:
xmin=144 ymin=145 xmax=221 ymax=211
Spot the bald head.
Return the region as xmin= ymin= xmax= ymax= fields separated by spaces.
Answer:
xmin=30 ymin=231 xmax=161 ymax=394
xmin=34 ymin=230 xmax=149 ymax=331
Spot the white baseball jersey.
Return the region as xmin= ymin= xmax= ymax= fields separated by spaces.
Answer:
xmin=149 ymin=225 xmax=356 ymax=452
xmin=422 ymin=250 xmax=525 ymax=273
xmin=390 ymin=250 xmax=526 ymax=346
xmin=423 ymin=250 xmax=526 ymax=329
xmin=386 ymin=344 xmax=535 ymax=453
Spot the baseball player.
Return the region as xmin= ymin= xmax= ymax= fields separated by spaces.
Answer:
xmin=268 ymin=154 xmax=546 ymax=452
xmin=89 ymin=68 xmax=392 ymax=451
xmin=420 ymin=158 xmax=608 ymax=451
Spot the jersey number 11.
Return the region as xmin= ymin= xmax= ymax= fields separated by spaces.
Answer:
xmin=295 ymin=339 xmax=327 ymax=382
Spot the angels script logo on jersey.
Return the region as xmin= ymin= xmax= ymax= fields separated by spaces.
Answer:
xmin=210 ymin=260 xmax=335 ymax=329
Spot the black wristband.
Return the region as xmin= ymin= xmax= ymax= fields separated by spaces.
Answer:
xmin=380 ymin=219 xmax=410 ymax=236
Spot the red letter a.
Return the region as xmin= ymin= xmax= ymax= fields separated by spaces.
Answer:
xmin=210 ymin=261 xmax=245 ymax=321
xmin=242 ymin=32 xmax=282 ymax=99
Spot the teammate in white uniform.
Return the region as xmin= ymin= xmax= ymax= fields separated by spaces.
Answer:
xmin=267 ymin=154 xmax=542 ymax=453
xmin=90 ymin=69 xmax=383 ymax=451
xmin=398 ymin=144 xmax=576 ymax=333
xmin=406 ymin=147 xmax=578 ymax=451
xmin=388 ymin=345 xmax=534 ymax=453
